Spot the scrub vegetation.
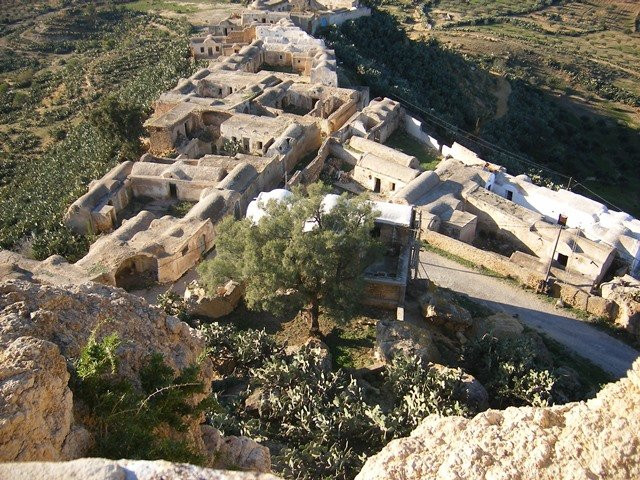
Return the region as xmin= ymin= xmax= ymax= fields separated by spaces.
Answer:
xmin=0 ymin=1 xmax=196 ymax=259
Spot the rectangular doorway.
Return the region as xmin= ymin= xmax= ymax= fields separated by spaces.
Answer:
xmin=374 ymin=178 xmax=381 ymax=193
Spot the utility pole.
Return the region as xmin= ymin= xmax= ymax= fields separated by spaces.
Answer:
xmin=544 ymin=214 xmax=567 ymax=291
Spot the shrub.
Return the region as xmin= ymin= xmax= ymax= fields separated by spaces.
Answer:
xmin=72 ymin=329 xmax=214 ymax=464
xmin=157 ymin=290 xmax=193 ymax=325
xmin=462 ymin=335 xmax=556 ymax=408
xmin=204 ymin=324 xmax=477 ymax=480
xmin=383 ymin=354 xmax=473 ymax=437
xmin=200 ymin=322 xmax=284 ymax=374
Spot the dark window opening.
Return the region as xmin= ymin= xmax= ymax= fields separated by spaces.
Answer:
xmin=181 ymin=246 xmax=189 ymax=256
xmin=374 ymin=178 xmax=381 ymax=193
xmin=200 ymin=47 xmax=204 ymax=53
xmin=169 ymin=183 xmax=177 ymax=198
xmin=391 ymin=182 xmax=396 ymax=191
xmin=557 ymin=253 xmax=569 ymax=267
xmin=506 ymin=190 xmax=513 ymax=201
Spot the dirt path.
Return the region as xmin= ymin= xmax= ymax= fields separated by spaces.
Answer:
xmin=418 ymin=249 xmax=639 ymax=378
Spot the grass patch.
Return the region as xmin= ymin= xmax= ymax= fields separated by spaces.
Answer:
xmin=323 ymin=318 xmax=377 ymax=369
xmin=167 ymin=200 xmax=194 ymax=218
xmin=124 ymin=0 xmax=198 ymax=14
xmin=384 ymin=128 xmax=441 ymax=170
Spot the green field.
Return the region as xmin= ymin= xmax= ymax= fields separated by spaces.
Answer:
xmin=0 ymin=1 xmax=196 ymax=259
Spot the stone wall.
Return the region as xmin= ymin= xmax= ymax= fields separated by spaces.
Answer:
xmin=422 ymin=230 xmax=544 ymax=289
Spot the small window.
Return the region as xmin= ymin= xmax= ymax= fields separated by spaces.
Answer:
xmin=182 ymin=246 xmax=189 ymax=256
xmin=506 ymin=190 xmax=513 ymax=201
xmin=218 ymin=88 xmax=223 ymax=95
xmin=391 ymin=183 xmax=396 ymax=191
xmin=557 ymin=253 xmax=569 ymax=267
xmin=279 ymin=55 xmax=283 ymax=60
xmin=200 ymin=47 xmax=204 ymax=53
xmin=215 ymin=46 xmax=220 ymax=52
xmin=262 ymin=18 xmax=266 ymax=23
xmin=256 ymin=141 xmax=263 ymax=150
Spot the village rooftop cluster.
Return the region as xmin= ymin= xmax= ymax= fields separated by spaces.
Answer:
xmin=2 ymin=0 xmax=639 ymax=320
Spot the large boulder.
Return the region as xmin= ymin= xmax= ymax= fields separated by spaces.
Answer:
xmin=0 ymin=336 xmax=87 ymax=461
xmin=600 ymin=276 xmax=640 ymax=338
xmin=376 ymin=320 xmax=440 ymax=364
xmin=0 ymin=458 xmax=282 ymax=480
xmin=185 ymin=280 xmax=244 ymax=319
xmin=430 ymin=364 xmax=488 ymax=412
xmin=355 ymin=358 xmax=640 ymax=480
xmin=470 ymin=312 xmax=524 ymax=341
xmin=202 ymin=426 xmax=271 ymax=473
xmin=419 ymin=291 xmax=472 ymax=332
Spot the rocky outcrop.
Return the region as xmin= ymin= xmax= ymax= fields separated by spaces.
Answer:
xmin=376 ymin=320 xmax=440 ymax=364
xmin=419 ymin=290 xmax=472 ymax=332
xmin=0 ymin=280 xmax=269 ymax=472
xmin=0 ymin=458 xmax=282 ymax=480
xmin=185 ymin=280 xmax=244 ymax=319
xmin=356 ymin=358 xmax=640 ymax=480
xmin=202 ymin=426 xmax=271 ymax=473
xmin=470 ymin=312 xmax=524 ymax=340
xmin=601 ymin=275 xmax=640 ymax=338
xmin=0 ymin=336 xmax=82 ymax=461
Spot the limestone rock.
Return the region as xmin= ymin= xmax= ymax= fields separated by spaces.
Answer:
xmin=355 ymin=358 xmax=640 ymax=480
xmin=471 ymin=312 xmax=524 ymax=341
xmin=0 ymin=280 xmax=222 ymax=466
xmin=419 ymin=291 xmax=472 ymax=332
xmin=214 ymin=435 xmax=272 ymax=473
xmin=201 ymin=425 xmax=271 ymax=473
xmin=600 ymin=276 xmax=640 ymax=338
xmin=185 ymin=280 xmax=244 ymax=319
xmin=376 ymin=320 xmax=440 ymax=364
xmin=0 ymin=280 xmax=214 ymax=389
xmin=430 ymin=364 xmax=488 ymax=412
xmin=0 ymin=336 xmax=79 ymax=461
xmin=0 ymin=458 xmax=282 ymax=480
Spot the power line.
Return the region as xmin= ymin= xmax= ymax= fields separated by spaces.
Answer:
xmin=388 ymin=91 xmax=573 ymax=180
xmin=385 ymin=91 xmax=627 ymax=212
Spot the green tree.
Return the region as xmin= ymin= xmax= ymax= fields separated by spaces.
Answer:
xmin=197 ymin=183 xmax=381 ymax=334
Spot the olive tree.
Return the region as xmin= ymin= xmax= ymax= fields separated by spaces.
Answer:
xmin=197 ymin=183 xmax=381 ymax=334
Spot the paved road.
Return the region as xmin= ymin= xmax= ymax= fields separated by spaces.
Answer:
xmin=418 ymin=250 xmax=639 ymax=378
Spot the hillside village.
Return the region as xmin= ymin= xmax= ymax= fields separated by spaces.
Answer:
xmin=1 ymin=1 xmax=640 ymax=479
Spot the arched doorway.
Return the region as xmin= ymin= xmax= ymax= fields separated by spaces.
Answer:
xmin=114 ymin=255 xmax=158 ymax=291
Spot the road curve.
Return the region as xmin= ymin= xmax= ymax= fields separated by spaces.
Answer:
xmin=418 ymin=250 xmax=639 ymax=378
